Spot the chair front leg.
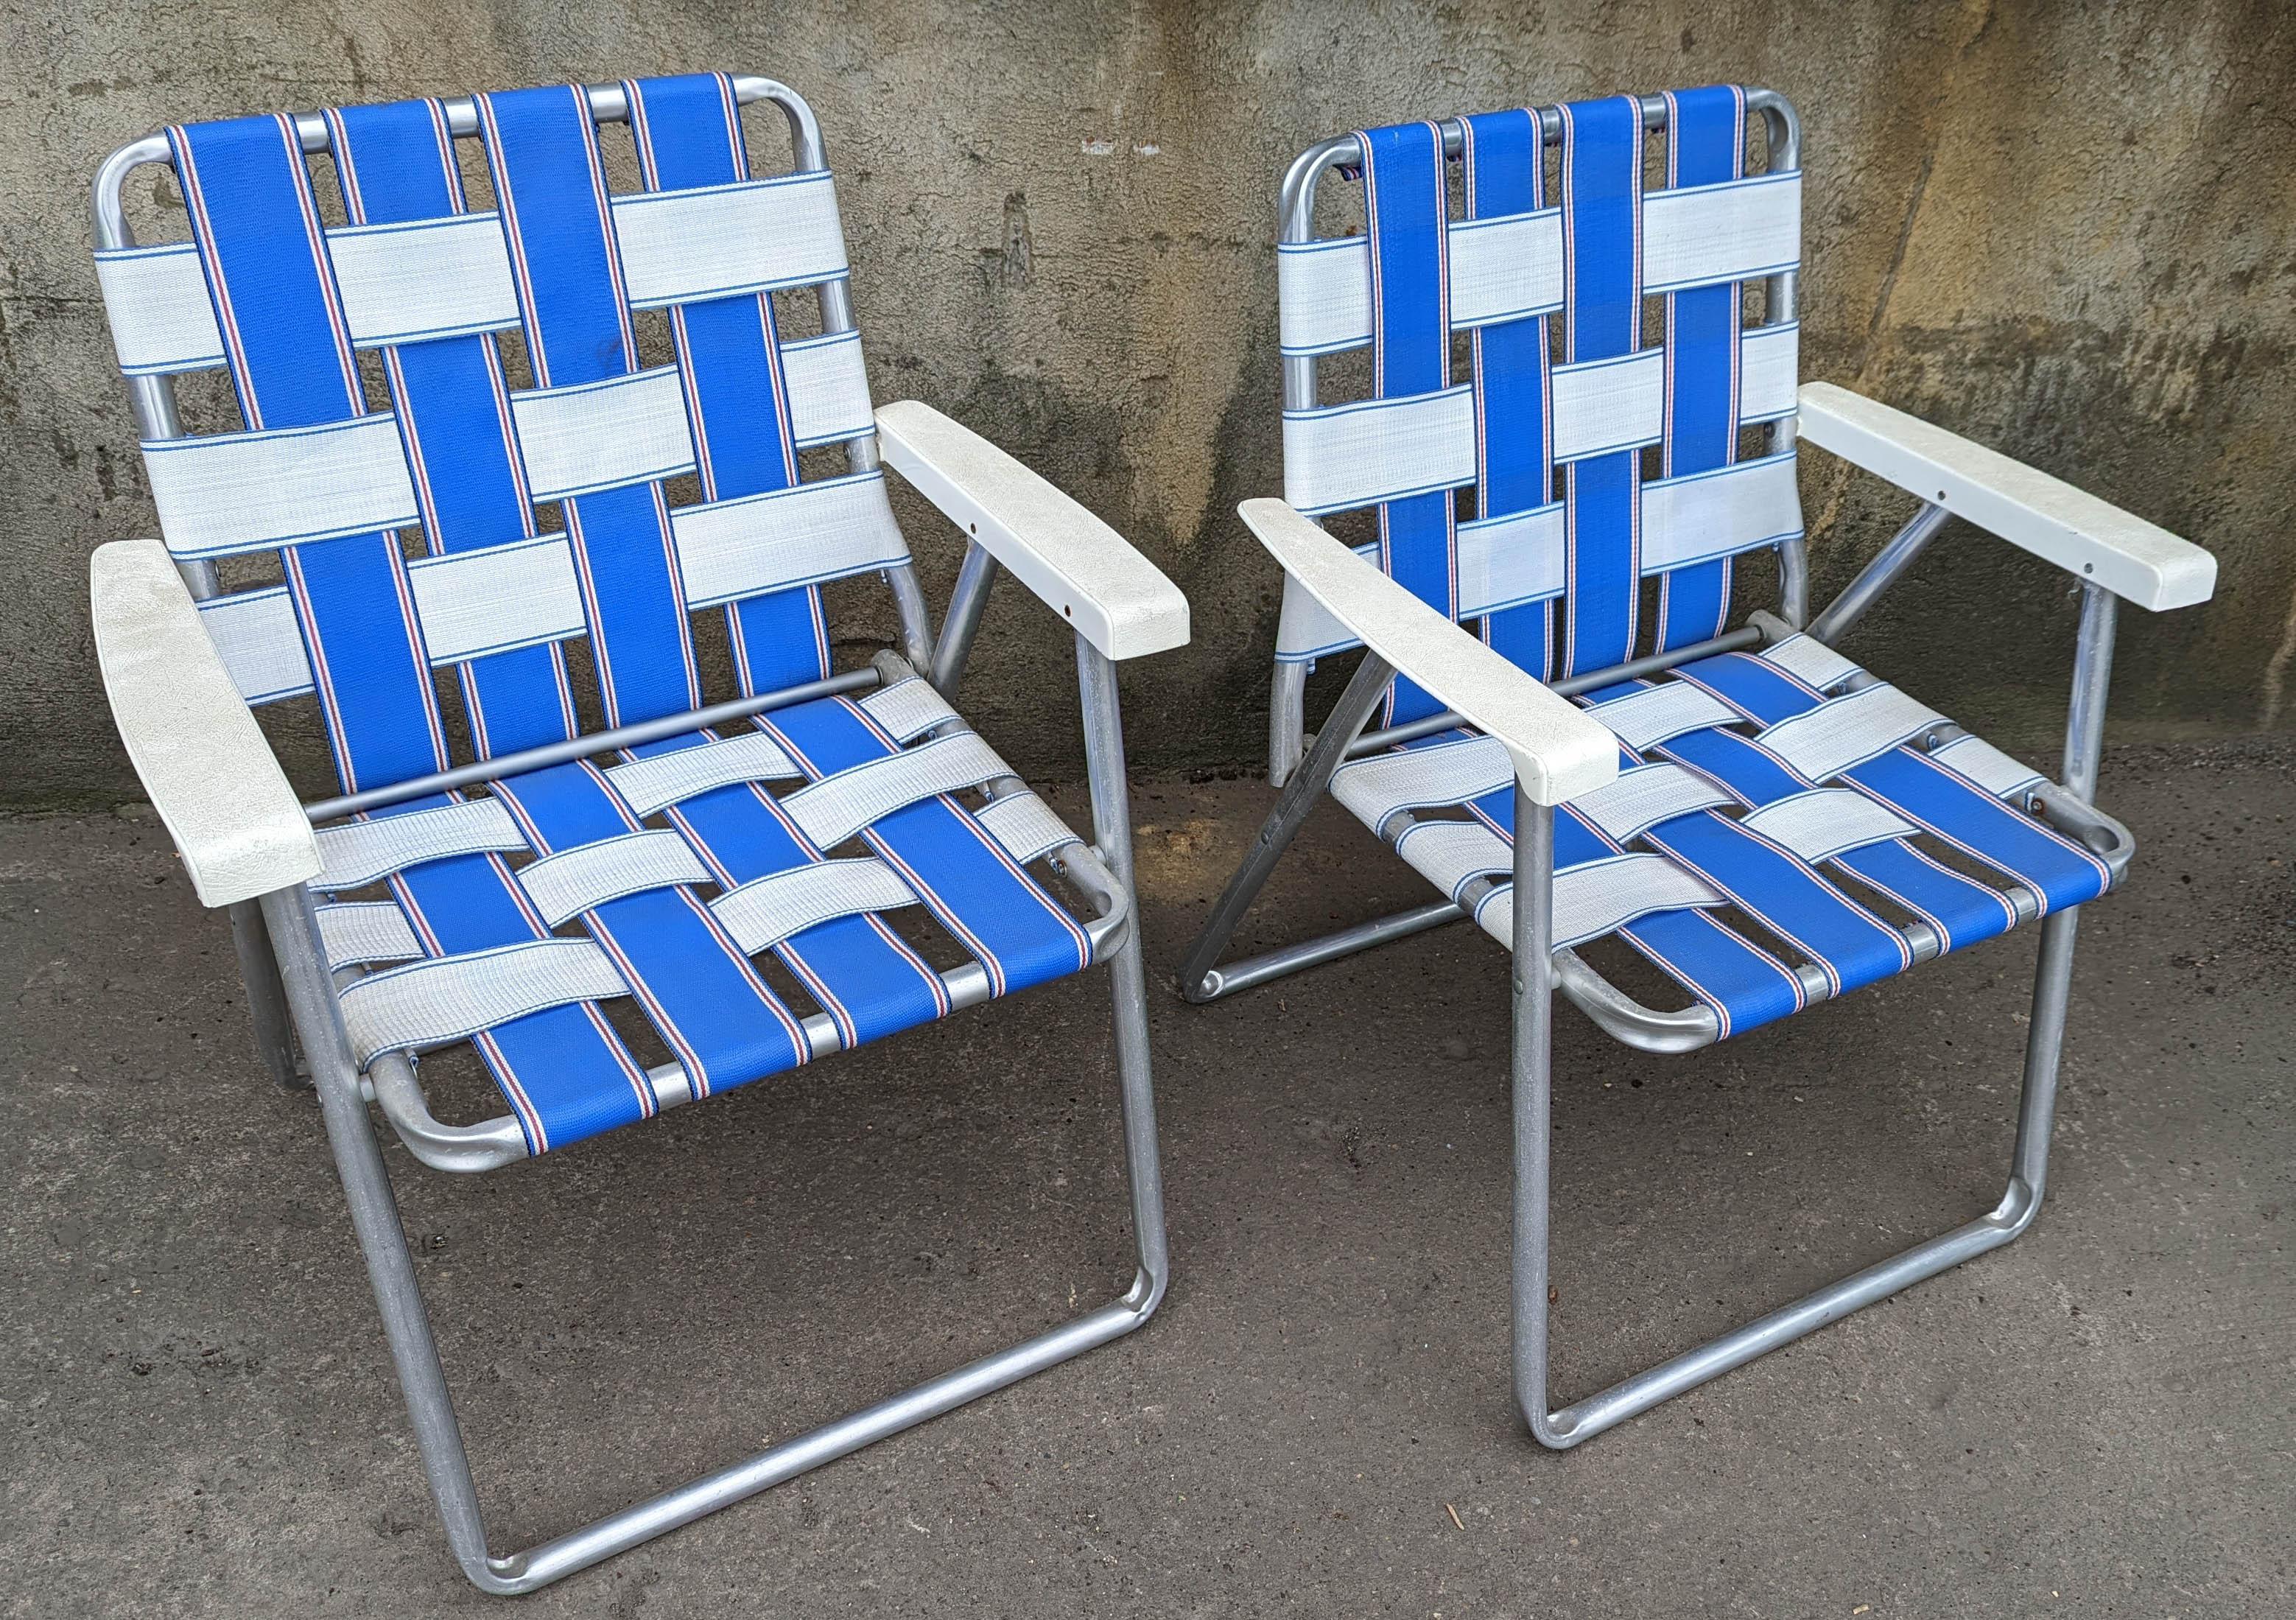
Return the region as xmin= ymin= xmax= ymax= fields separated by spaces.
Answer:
xmin=1076 ymin=632 xmax=1171 ymax=1311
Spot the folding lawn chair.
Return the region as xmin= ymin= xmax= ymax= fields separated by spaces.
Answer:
xmin=86 ymin=73 xmax=1186 ymax=1591
xmin=1181 ymin=88 xmax=2214 ymax=1446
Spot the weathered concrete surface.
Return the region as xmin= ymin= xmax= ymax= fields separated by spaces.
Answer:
xmin=5 ymin=1 xmax=2295 ymax=804
xmin=4 ymin=741 xmax=2292 ymax=1615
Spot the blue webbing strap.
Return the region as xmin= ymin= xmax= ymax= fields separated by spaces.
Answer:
xmin=1654 ymin=86 xmax=1744 ymax=652
xmin=1556 ymin=96 xmax=1644 ymax=678
xmin=491 ymin=762 xmax=812 ymax=1095
xmin=1563 ymin=679 xmax=1911 ymax=997
xmin=1635 ymin=692 xmax=2017 ymax=958
xmin=1459 ymin=109 xmax=1554 ymax=681
xmin=762 ymin=698 xmax=1092 ymax=999
xmin=477 ymin=84 xmax=702 ymax=727
xmin=1356 ymin=120 xmax=1456 ymax=726
xmin=377 ymin=795 xmax=655 ymax=1154
xmin=624 ymin=74 xmax=832 ymax=697
xmin=328 ymin=98 xmax=720 ymax=1148
xmin=329 ymin=99 xmax=580 ymax=759
xmin=1461 ymin=769 xmax=1805 ymax=1037
xmin=167 ymin=116 xmax=446 ymax=793
xmin=632 ymin=730 xmax=949 ymax=1053
xmin=1675 ymin=654 xmax=2114 ymax=915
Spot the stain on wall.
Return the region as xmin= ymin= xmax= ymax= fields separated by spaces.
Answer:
xmin=2 ymin=0 xmax=2290 ymax=804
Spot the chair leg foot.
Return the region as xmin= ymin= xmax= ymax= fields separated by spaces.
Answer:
xmin=1513 ymin=897 xmax=2085 ymax=1448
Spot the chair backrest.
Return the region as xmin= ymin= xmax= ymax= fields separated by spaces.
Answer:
xmin=92 ymin=74 xmax=924 ymax=797
xmin=1270 ymin=86 xmax=1805 ymax=737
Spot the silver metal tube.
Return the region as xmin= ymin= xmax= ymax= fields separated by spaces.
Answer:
xmin=1806 ymin=502 xmax=1950 ymax=646
xmin=2063 ymin=581 xmax=2117 ymax=804
xmin=1076 ymin=634 xmax=1171 ymax=1313
xmin=1268 ymin=661 xmax=1310 ymax=786
xmin=259 ymin=884 xmax=499 ymax=1588
xmin=1342 ymin=625 xmax=1765 ymax=759
xmin=1194 ymin=899 xmax=1463 ymax=1000
xmin=305 ymin=668 xmax=877 ymax=822
xmin=1509 ymin=790 xmax=1560 ymax=1442
xmin=227 ymin=900 xmax=303 ymax=1088
xmin=930 ymin=541 xmax=1000 ymax=697
xmin=1179 ymin=651 xmax=1396 ymax=1003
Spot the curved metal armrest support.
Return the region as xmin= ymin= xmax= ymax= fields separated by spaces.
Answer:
xmin=91 ymin=539 xmax=319 ymax=907
xmin=1238 ymin=499 xmax=1618 ymax=806
xmin=1796 ymin=382 xmax=2216 ymax=611
xmin=873 ymin=400 xmax=1190 ymax=665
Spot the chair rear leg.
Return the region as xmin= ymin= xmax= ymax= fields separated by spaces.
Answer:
xmin=229 ymin=897 xmax=306 ymax=1089
xmin=1511 ymin=877 xmax=2085 ymax=1448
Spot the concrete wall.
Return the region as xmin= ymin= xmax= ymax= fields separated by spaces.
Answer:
xmin=4 ymin=0 xmax=2291 ymax=802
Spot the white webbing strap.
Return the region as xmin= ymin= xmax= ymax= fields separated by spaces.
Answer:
xmin=708 ymin=857 xmax=916 ymax=954
xmin=1280 ymin=329 xmax=1784 ymax=522
xmin=1928 ymin=734 xmax=2046 ymax=799
xmin=1755 ymin=683 xmax=1946 ymax=784
xmin=1739 ymin=321 xmax=1800 ymax=423
xmin=1642 ymin=170 xmax=1801 ymax=294
xmin=1392 ymin=818 xmax=1512 ymax=902
xmin=605 ymin=731 xmax=803 ymax=818
xmin=614 ymin=172 xmax=849 ymax=307
xmin=1276 ymin=172 xmax=1798 ymax=357
xmin=860 ymin=676 xmax=961 ymax=743
xmin=94 ymin=243 xmax=226 ymax=376
xmin=779 ymin=730 xmax=1011 ymax=852
xmin=338 ymin=937 xmax=628 ymax=1065
xmin=974 ymin=791 xmax=1082 ymax=865
xmin=1281 ymin=385 xmax=1477 ymax=517
xmin=405 ymin=536 xmax=585 ymax=663
xmin=1639 ymin=452 xmax=1802 ymax=572
xmin=509 ymin=366 xmax=698 ymax=502
xmin=1569 ymin=762 xmax=1738 ymax=844
xmin=1273 ymin=457 xmax=1797 ymax=662
xmin=1474 ymin=852 xmax=1727 ymax=950
xmin=326 ymin=213 xmax=519 ymax=348
xmin=1579 ymin=682 xmax=1741 ymax=754
xmin=1735 ymin=788 xmax=1918 ymax=865
xmin=94 ymin=175 xmax=851 ymax=374
xmin=514 ymin=830 xmax=716 ymax=926
xmin=315 ymin=901 xmax=424 ymax=969
xmin=200 ymin=587 xmax=315 ymax=704
xmin=779 ymin=331 xmax=877 ymax=447
xmin=671 ymin=471 xmax=907 ymax=608
xmin=1331 ymin=735 xmax=1513 ymax=833
xmin=143 ymin=415 xmax=420 ymax=560
xmin=315 ymin=798 xmax=527 ymax=890
xmin=203 ymin=474 xmax=908 ymax=706
xmin=1549 ymin=349 xmax=1666 ymax=463
xmin=1758 ymin=633 xmax=1861 ymax=692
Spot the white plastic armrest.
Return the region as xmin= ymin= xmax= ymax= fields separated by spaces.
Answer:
xmin=1797 ymin=381 xmax=2216 ymax=611
xmin=90 ymin=539 xmax=320 ymax=908
xmin=872 ymin=399 xmax=1190 ymax=660
xmin=1238 ymin=499 xmax=1618 ymax=806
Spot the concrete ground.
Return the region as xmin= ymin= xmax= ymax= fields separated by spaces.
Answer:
xmin=4 ymin=739 xmax=2291 ymax=1617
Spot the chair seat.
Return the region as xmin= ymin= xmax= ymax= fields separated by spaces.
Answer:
xmin=1331 ymin=634 xmax=2116 ymax=1039
xmin=308 ymin=670 xmax=1100 ymax=1153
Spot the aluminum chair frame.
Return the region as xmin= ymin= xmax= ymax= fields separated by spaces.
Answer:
xmin=1181 ymin=90 xmax=2203 ymax=1446
xmin=91 ymin=78 xmax=1173 ymax=1592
